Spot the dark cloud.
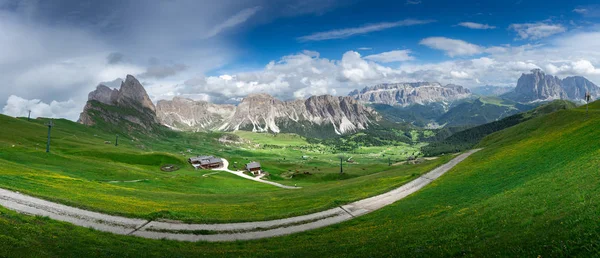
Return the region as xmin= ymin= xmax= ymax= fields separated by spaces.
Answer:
xmin=139 ymin=63 xmax=188 ymax=79
xmin=106 ymin=52 xmax=124 ymax=64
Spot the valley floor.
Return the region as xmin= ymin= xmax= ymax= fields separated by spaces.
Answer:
xmin=0 ymin=149 xmax=479 ymax=242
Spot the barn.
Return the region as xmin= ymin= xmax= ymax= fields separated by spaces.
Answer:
xmin=245 ymin=161 xmax=262 ymax=175
xmin=189 ymin=155 xmax=223 ymax=169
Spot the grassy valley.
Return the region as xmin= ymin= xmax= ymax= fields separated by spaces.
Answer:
xmin=1 ymin=99 xmax=599 ymax=257
xmin=0 ymin=114 xmax=443 ymax=223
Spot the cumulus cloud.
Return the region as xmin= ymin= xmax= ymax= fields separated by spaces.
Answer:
xmin=2 ymin=95 xmax=80 ymax=120
xmin=205 ymin=6 xmax=263 ymax=38
xmin=450 ymin=71 xmax=470 ymax=79
xmin=364 ymin=50 xmax=414 ymax=63
xmin=420 ymin=37 xmax=484 ymax=57
xmin=509 ymin=22 xmax=566 ymax=40
xmin=458 ymin=22 xmax=496 ymax=29
xmin=545 ymin=60 xmax=600 ymax=75
xmin=297 ymin=19 xmax=435 ymax=41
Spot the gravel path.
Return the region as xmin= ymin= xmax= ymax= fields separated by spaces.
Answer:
xmin=0 ymin=149 xmax=480 ymax=242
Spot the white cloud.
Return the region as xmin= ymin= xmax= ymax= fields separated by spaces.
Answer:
xmin=458 ymin=22 xmax=496 ymax=30
xmin=509 ymin=22 xmax=566 ymax=40
xmin=205 ymin=6 xmax=262 ymax=38
xmin=450 ymin=71 xmax=470 ymax=79
xmin=420 ymin=37 xmax=484 ymax=57
xmin=297 ymin=19 xmax=435 ymax=41
xmin=573 ymin=8 xmax=588 ymax=14
xmin=364 ymin=50 xmax=414 ymax=63
xmin=2 ymin=95 xmax=80 ymax=120
xmin=545 ymin=60 xmax=600 ymax=75
xmin=159 ymin=29 xmax=600 ymax=107
xmin=357 ymin=47 xmax=372 ymax=50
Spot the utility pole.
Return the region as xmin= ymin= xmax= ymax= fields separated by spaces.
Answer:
xmin=27 ymin=110 xmax=31 ymax=121
xmin=389 ymin=157 xmax=391 ymax=166
xmin=340 ymin=156 xmax=343 ymax=174
xmin=115 ymin=134 xmax=119 ymax=146
xmin=586 ymin=91 xmax=591 ymax=119
xmin=45 ymin=119 xmax=54 ymax=153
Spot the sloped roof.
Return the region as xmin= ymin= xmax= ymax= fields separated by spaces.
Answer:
xmin=189 ymin=155 xmax=214 ymax=162
xmin=246 ymin=161 xmax=261 ymax=169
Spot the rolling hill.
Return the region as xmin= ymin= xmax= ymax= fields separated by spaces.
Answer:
xmin=0 ymin=100 xmax=599 ymax=256
xmin=422 ymin=99 xmax=576 ymax=156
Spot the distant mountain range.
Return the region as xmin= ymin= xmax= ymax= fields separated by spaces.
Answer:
xmin=78 ymin=70 xmax=599 ymax=137
xmin=79 ymin=75 xmax=380 ymax=137
xmin=503 ymin=69 xmax=599 ymax=103
xmin=348 ymin=82 xmax=471 ymax=106
xmin=157 ymin=93 xmax=379 ymax=137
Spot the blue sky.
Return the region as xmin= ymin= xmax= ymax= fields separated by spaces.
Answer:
xmin=2 ymin=0 xmax=600 ymax=120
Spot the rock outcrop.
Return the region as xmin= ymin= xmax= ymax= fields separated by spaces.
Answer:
xmin=348 ymin=82 xmax=471 ymax=106
xmin=78 ymin=75 xmax=161 ymax=132
xmin=505 ymin=69 xmax=599 ymax=102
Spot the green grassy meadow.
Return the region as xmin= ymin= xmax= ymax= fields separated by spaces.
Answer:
xmin=0 ymin=114 xmax=437 ymax=222
xmin=1 ymin=102 xmax=600 ymax=257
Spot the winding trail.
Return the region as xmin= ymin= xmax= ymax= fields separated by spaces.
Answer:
xmin=0 ymin=149 xmax=480 ymax=242
xmin=214 ymin=159 xmax=301 ymax=189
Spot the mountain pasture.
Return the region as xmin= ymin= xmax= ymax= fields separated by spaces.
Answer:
xmin=0 ymin=114 xmax=439 ymax=223
xmin=1 ymin=100 xmax=599 ymax=257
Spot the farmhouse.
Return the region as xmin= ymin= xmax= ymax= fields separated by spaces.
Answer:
xmin=188 ymin=155 xmax=223 ymax=169
xmin=245 ymin=161 xmax=262 ymax=175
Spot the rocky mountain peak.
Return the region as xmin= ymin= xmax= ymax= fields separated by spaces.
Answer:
xmin=349 ymin=82 xmax=471 ymax=106
xmin=79 ymin=75 xmax=161 ymax=132
xmin=88 ymin=84 xmax=119 ymax=105
xmin=117 ymin=75 xmax=156 ymax=113
xmin=507 ymin=69 xmax=598 ymax=102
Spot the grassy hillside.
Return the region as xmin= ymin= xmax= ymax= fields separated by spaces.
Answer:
xmin=0 ymin=114 xmax=442 ymax=223
xmin=422 ymin=100 xmax=576 ymax=156
xmin=437 ymin=97 xmax=534 ymax=127
xmin=1 ymin=100 xmax=599 ymax=257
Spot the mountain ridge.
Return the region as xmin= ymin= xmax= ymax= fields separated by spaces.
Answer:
xmin=157 ymin=92 xmax=380 ymax=136
xmin=348 ymin=82 xmax=471 ymax=106
xmin=79 ymin=75 xmax=380 ymax=137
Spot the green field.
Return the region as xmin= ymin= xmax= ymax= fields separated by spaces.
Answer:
xmin=1 ymin=101 xmax=600 ymax=257
xmin=0 ymin=114 xmax=437 ymax=223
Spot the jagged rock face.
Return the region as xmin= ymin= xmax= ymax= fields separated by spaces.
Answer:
xmin=117 ymin=75 xmax=157 ymax=113
xmin=508 ymin=69 xmax=599 ymax=102
xmin=88 ymin=85 xmax=119 ymax=105
xmin=156 ymin=97 xmax=235 ymax=131
xmin=78 ymin=75 xmax=160 ymax=132
xmin=561 ymin=76 xmax=600 ymax=100
xmin=514 ymin=69 xmax=565 ymax=101
xmin=349 ymin=82 xmax=471 ymax=106
xmin=157 ymin=93 xmax=380 ymax=135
